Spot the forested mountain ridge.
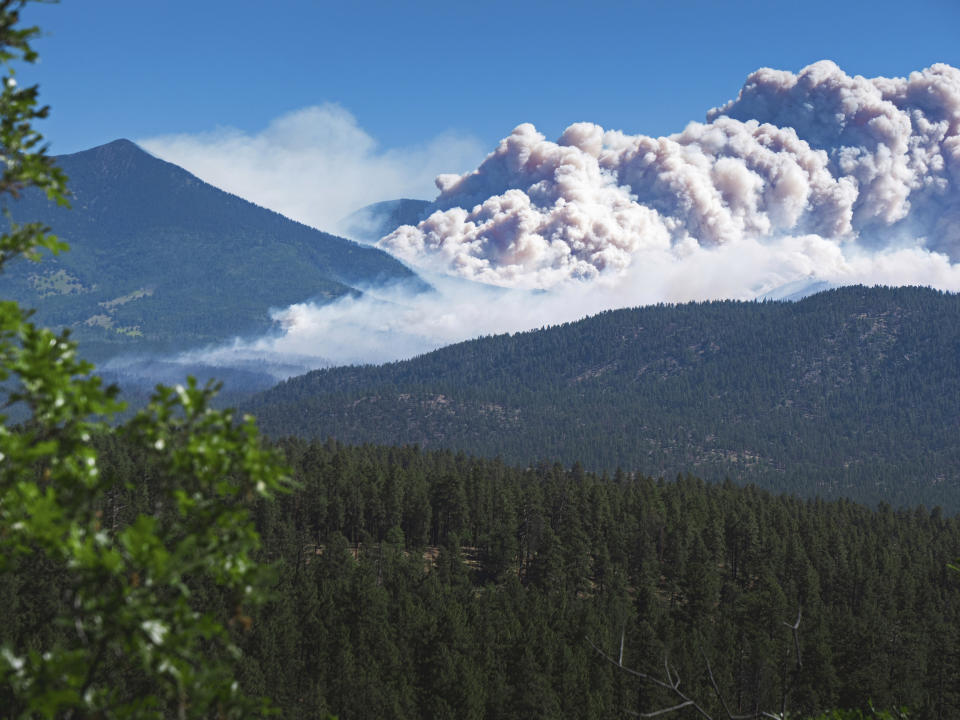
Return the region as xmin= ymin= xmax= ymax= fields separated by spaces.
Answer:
xmin=0 ymin=139 xmax=424 ymax=361
xmin=248 ymin=285 xmax=960 ymax=510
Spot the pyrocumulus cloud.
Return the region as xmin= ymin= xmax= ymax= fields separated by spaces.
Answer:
xmin=165 ymin=62 xmax=960 ymax=377
xmin=380 ymin=61 xmax=960 ymax=290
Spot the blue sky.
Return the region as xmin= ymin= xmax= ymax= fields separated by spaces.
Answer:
xmin=22 ymin=0 xmax=960 ymax=156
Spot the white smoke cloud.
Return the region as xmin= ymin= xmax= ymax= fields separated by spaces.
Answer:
xmin=138 ymin=104 xmax=484 ymax=232
xmin=380 ymin=61 xmax=960 ymax=289
xmin=176 ymin=238 xmax=960 ymax=379
xmin=155 ymin=62 xmax=960 ymax=378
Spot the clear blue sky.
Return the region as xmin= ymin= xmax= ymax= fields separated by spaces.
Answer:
xmin=20 ymin=0 xmax=960 ymax=154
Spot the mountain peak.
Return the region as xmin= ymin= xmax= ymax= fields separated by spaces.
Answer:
xmin=56 ymin=138 xmax=161 ymax=182
xmin=62 ymin=137 xmax=147 ymax=159
xmin=98 ymin=138 xmax=139 ymax=150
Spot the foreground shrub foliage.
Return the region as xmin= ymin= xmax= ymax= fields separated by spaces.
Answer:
xmin=0 ymin=2 xmax=291 ymax=716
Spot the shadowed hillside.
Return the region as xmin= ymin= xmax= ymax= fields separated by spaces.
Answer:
xmin=339 ymin=197 xmax=432 ymax=243
xmin=247 ymin=285 xmax=960 ymax=510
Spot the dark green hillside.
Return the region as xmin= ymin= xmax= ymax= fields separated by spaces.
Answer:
xmin=0 ymin=139 xmax=424 ymax=360
xmin=248 ymin=285 xmax=960 ymax=510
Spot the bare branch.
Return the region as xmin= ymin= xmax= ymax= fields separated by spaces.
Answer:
xmin=664 ymin=656 xmax=676 ymax=688
xmin=634 ymin=700 xmax=695 ymax=717
xmin=700 ymin=646 xmax=757 ymax=720
xmin=587 ymin=637 xmax=674 ymax=690
xmin=781 ymin=606 xmax=802 ymax=670
xmin=592 ymin=604 xmax=803 ymax=720
xmin=588 ymin=637 xmax=715 ymax=719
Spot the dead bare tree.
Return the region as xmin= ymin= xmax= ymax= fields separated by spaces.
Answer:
xmin=591 ymin=606 xmax=803 ymax=720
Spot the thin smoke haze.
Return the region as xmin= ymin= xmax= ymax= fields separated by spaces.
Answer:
xmin=139 ymin=104 xmax=484 ymax=233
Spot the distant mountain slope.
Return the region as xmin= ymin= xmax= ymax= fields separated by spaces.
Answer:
xmin=339 ymin=198 xmax=432 ymax=243
xmin=1 ymin=139 xmax=423 ymax=360
xmin=247 ymin=285 xmax=960 ymax=510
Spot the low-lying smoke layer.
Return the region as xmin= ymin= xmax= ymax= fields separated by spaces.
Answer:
xmin=379 ymin=61 xmax=960 ymax=290
xmin=176 ymin=237 xmax=959 ymax=379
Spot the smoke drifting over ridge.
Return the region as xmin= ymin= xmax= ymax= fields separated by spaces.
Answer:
xmin=171 ymin=62 xmax=960 ymax=377
xmin=380 ymin=61 xmax=960 ymax=290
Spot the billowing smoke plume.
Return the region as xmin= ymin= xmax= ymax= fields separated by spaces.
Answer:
xmin=380 ymin=61 xmax=960 ymax=290
xmin=157 ymin=62 xmax=960 ymax=379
